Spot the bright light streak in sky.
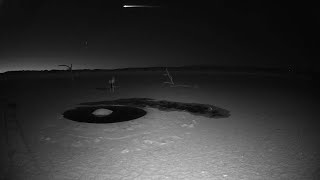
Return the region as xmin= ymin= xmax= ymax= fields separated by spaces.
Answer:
xmin=123 ymin=5 xmax=160 ymax=8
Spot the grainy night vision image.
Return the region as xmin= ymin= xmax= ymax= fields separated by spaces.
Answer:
xmin=1 ymin=0 xmax=319 ymax=179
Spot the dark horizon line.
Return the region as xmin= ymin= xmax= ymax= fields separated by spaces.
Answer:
xmin=1 ymin=64 xmax=316 ymax=75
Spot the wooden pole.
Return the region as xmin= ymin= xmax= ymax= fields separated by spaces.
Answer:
xmin=58 ymin=64 xmax=74 ymax=81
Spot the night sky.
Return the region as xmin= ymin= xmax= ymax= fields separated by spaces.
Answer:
xmin=0 ymin=0 xmax=319 ymax=72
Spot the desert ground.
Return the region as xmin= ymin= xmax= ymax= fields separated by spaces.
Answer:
xmin=1 ymin=69 xmax=319 ymax=180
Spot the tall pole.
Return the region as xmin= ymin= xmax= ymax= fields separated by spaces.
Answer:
xmin=70 ymin=64 xmax=73 ymax=81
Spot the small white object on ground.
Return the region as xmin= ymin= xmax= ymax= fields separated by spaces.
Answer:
xmin=121 ymin=149 xmax=129 ymax=153
xmin=92 ymin=108 xmax=113 ymax=117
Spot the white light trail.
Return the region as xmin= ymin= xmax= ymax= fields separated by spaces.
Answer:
xmin=123 ymin=5 xmax=160 ymax=8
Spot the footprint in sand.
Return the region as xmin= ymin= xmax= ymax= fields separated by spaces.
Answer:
xmin=71 ymin=141 xmax=83 ymax=147
xmin=94 ymin=138 xmax=102 ymax=143
xmin=142 ymin=136 xmax=182 ymax=146
xmin=181 ymin=123 xmax=194 ymax=128
xmin=158 ymin=135 xmax=182 ymax=145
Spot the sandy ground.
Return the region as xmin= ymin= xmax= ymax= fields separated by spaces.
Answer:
xmin=1 ymin=71 xmax=320 ymax=180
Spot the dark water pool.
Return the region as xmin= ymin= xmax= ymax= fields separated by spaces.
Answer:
xmin=63 ymin=105 xmax=147 ymax=124
xmin=63 ymin=98 xmax=230 ymax=124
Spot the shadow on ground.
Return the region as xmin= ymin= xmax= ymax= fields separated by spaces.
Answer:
xmin=79 ymin=98 xmax=230 ymax=118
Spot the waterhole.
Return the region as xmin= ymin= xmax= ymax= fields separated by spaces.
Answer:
xmin=63 ymin=105 xmax=147 ymax=124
